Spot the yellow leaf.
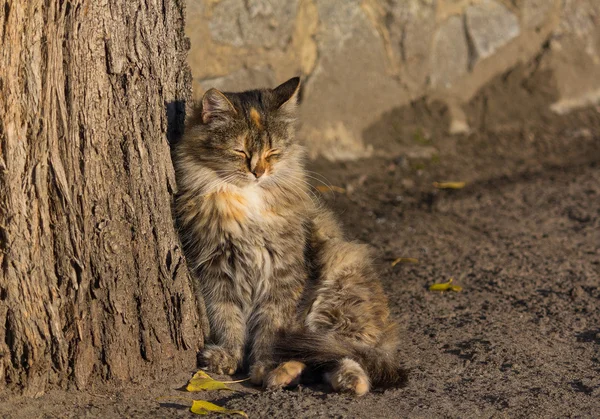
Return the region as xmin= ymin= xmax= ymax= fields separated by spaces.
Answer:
xmin=433 ymin=181 xmax=466 ymax=189
xmin=391 ymin=257 xmax=419 ymax=267
xmin=316 ymin=185 xmax=346 ymax=193
xmin=186 ymin=370 xmax=247 ymax=392
xmin=429 ymin=278 xmax=463 ymax=292
xmin=190 ymin=400 xmax=248 ymax=417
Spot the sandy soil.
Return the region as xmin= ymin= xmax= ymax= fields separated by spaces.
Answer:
xmin=1 ymin=65 xmax=599 ymax=418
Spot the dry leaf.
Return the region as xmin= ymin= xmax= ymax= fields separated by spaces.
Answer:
xmin=433 ymin=181 xmax=466 ymax=189
xmin=186 ymin=370 xmax=247 ymax=392
xmin=316 ymin=185 xmax=346 ymax=193
xmin=190 ymin=400 xmax=248 ymax=417
xmin=429 ymin=278 xmax=462 ymax=292
xmin=391 ymin=257 xmax=420 ymax=267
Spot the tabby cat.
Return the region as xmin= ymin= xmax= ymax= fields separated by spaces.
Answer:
xmin=175 ymin=77 xmax=406 ymax=395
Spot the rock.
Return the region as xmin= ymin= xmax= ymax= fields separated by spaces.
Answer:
xmin=299 ymin=0 xmax=408 ymax=160
xmin=522 ymin=0 xmax=555 ymax=29
xmin=209 ymin=0 xmax=299 ymax=49
xmin=314 ymin=0 xmax=370 ymax=52
xmin=304 ymin=122 xmax=374 ymax=161
xmin=430 ymin=16 xmax=469 ymax=88
xmin=547 ymin=0 xmax=600 ymax=112
xmin=386 ymin=0 xmax=437 ymax=90
xmin=550 ymin=88 xmax=600 ymax=115
xmin=557 ymin=0 xmax=600 ymax=35
xmin=466 ymin=0 xmax=520 ymax=62
xmin=208 ymin=0 xmax=245 ymax=47
xmin=198 ymin=67 xmax=275 ymax=94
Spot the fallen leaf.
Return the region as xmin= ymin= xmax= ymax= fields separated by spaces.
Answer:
xmin=391 ymin=257 xmax=420 ymax=267
xmin=186 ymin=370 xmax=247 ymax=392
xmin=433 ymin=181 xmax=466 ymax=189
xmin=316 ymin=185 xmax=346 ymax=193
xmin=429 ymin=278 xmax=463 ymax=292
xmin=190 ymin=400 xmax=248 ymax=417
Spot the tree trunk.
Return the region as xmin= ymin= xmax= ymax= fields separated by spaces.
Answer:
xmin=0 ymin=0 xmax=205 ymax=395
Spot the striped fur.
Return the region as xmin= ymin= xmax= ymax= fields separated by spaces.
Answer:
xmin=174 ymin=78 xmax=407 ymax=394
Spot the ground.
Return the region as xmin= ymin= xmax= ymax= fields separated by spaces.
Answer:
xmin=1 ymin=66 xmax=599 ymax=418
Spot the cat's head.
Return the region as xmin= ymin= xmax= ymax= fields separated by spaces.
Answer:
xmin=180 ymin=77 xmax=303 ymax=190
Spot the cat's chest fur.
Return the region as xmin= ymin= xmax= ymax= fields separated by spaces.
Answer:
xmin=200 ymin=186 xmax=305 ymax=287
xmin=205 ymin=186 xmax=281 ymax=237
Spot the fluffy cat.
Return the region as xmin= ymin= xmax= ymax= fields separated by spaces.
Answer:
xmin=175 ymin=77 xmax=406 ymax=395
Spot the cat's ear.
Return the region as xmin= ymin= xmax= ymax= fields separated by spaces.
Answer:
xmin=201 ymin=88 xmax=236 ymax=124
xmin=272 ymin=77 xmax=301 ymax=115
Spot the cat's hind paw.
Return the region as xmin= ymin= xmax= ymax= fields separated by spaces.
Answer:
xmin=265 ymin=361 xmax=306 ymax=390
xmin=249 ymin=360 xmax=277 ymax=386
xmin=199 ymin=345 xmax=239 ymax=375
xmin=326 ymin=358 xmax=370 ymax=396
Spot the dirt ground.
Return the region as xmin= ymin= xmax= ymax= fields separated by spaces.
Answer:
xmin=1 ymin=65 xmax=599 ymax=418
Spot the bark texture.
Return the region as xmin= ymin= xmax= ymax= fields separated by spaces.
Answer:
xmin=0 ymin=0 xmax=205 ymax=395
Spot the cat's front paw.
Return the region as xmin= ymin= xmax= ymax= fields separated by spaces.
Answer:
xmin=199 ymin=345 xmax=239 ymax=375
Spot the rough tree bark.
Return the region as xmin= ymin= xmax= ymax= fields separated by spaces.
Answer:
xmin=0 ymin=0 xmax=206 ymax=395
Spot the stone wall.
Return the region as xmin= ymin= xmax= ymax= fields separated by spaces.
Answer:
xmin=186 ymin=0 xmax=600 ymax=160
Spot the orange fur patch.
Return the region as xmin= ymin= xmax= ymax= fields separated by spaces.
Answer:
xmin=266 ymin=361 xmax=306 ymax=389
xmin=212 ymin=191 xmax=248 ymax=223
xmin=249 ymin=107 xmax=263 ymax=130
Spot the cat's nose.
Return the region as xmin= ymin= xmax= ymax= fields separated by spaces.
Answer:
xmin=252 ymin=166 xmax=265 ymax=179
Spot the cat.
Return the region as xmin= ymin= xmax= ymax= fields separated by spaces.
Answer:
xmin=174 ymin=77 xmax=406 ymax=395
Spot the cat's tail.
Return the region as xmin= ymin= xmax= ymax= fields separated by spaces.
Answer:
xmin=273 ymin=330 xmax=408 ymax=388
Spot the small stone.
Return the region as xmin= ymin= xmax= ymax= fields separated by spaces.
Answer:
xmin=567 ymin=207 xmax=591 ymax=223
xmin=570 ymin=286 xmax=585 ymax=299
xmin=405 ymin=146 xmax=438 ymax=160
xmin=466 ymin=0 xmax=520 ymax=62
xmin=449 ymin=119 xmax=470 ymax=135
xmin=572 ymin=128 xmax=592 ymax=139
xmin=402 ymin=178 xmax=415 ymax=189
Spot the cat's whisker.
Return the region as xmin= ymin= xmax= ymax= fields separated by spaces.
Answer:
xmin=272 ymin=180 xmax=299 ymax=203
xmin=296 ymin=182 xmax=322 ymax=206
xmin=200 ymin=173 xmax=239 ymax=195
xmin=303 ymin=173 xmax=339 ymax=202
xmin=275 ymin=177 xmax=311 ymax=204
xmin=285 ymin=175 xmax=323 ymax=206
xmin=305 ymin=170 xmax=333 ymax=184
xmin=291 ymin=175 xmax=322 ymax=195
xmin=282 ymin=179 xmax=315 ymax=206
xmin=305 ymin=170 xmax=335 ymax=189
xmin=282 ymin=173 xmax=317 ymax=200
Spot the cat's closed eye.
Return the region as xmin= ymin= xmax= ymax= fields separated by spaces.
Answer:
xmin=265 ymin=149 xmax=281 ymax=160
xmin=233 ymin=149 xmax=248 ymax=158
